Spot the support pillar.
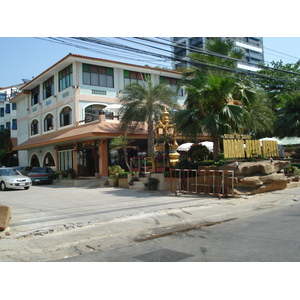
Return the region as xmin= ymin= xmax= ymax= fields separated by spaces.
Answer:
xmin=73 ymin=143 xmax=78 ymax=176
xmin=99 ymin=139 xmax=109 ymax=177
xmin=55 ymin=147 xmax=59 ymax=170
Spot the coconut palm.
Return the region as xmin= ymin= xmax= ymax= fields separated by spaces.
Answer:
xmin=119 ymin=78 xmax=179 ymax=157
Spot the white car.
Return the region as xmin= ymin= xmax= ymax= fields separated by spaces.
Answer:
xmin=0 ymin=168 xmax=32 ymax=191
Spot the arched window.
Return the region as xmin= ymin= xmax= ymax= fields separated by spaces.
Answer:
xmin=30 ymin=154 xmax=40 ymax=167
xmin=44 ymin=114 xmax=54 ymax=132
xmin=43 ymin=152 xmax=55 ymax=167
xmin=85 ymin=104 xmax=106 ymax=123
xmin=60 ymin=106 xmax=72 ymax=127
xmin=31 ymin=119 xmax=39 ymax=135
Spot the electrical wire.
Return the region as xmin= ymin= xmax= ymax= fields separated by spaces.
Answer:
xmin=37 ymin=37 xmax=300 ymax=86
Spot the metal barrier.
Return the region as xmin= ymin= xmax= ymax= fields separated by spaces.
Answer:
xmin=170 ymin=169 xmax=235 ymax=197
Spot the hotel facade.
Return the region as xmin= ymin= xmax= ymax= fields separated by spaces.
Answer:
xmin=12 ymin=54 xmax=185 ymax=177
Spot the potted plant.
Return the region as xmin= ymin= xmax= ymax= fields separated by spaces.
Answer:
xmin=65 ymin=168 xmax=75 ymax=179
xmin=147 ymin=177 xmax=159 ymax=190
xmin=55 ymin=170 xmax=65 ymax=180
xmin=118 ymin=171 xmax=130 ymax=188
xmin=108 ymin=165 xmax=124 ymax=187
xmin=293 ymin=167 xmax=300 ymax=182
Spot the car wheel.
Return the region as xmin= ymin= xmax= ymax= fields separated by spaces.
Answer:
xmin=0 ymin=181 xmax=7 ymax=191
xmin=24 ymin=187 xmax=30 ymax=190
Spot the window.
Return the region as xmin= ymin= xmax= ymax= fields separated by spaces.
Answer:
xmin=59 ymin=150 xmax=74 ymax=171
xmin=31 ymin=119 xmax=39 ymax=135
xmin=12 ymin=119 xmax=17 ymax=130
xmin=6 ymin=122 xmax=10 ymax=129
xmin=43 ymin=152 xmax=55 ymax=166
xmin=31 ymin=85 xmax=40 ymax=106
xmin=43 ymin=76 xmax=54 ymax=99
xmin=0 ymin=125 xmax=4 ymax=131
xmin=44 ymin=114 xmax=54 ymax=131
xmin=0 ymin=107 xmax=4 ymax=117
xmin=160 ymin=76 xmax=183 ymax=97
xmin=60 ymin=107 xmax=72 ymax=127
xmin=5 ymin=103 xmax=10 ymax=114
xmin=0 ymin=93 xmax=6 ymax=101
xmin=59 ymin=64 xmax=73 ymax=91
xmin=83 ymin=64 xmax=114 ymax=88
xmin=85 ymin=105 xmax=106 ymax=123
xmin=12 ymin=103 xmax=17 ymax=110
xmin=124 ymin=70 xmax=150 ymax=87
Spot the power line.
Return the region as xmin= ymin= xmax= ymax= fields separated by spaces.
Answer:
xmin=38 ymin=37 xmax=300 ymax=86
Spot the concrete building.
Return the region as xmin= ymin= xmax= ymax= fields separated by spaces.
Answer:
xmin=11 ymin=53 xmax=185 ymax=177
xmin=171 ymin=37 xmax=264 ymax=71
xmin=0 ymin=84 xmax=23 ymax=133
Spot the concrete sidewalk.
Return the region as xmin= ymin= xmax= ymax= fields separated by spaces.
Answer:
xmin=1 ymin=184 xmax=300 ymax=261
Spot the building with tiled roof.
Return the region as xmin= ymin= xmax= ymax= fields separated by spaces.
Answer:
xmin=11 ymin=54 xmax=185 ymax=177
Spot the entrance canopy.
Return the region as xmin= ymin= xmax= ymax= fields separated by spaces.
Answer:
xmin=13 ymin=120 xmax=148 ymax=151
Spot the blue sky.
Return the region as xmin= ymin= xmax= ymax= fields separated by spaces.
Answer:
xmin=1 ymin=37 xmax=300 ymax=88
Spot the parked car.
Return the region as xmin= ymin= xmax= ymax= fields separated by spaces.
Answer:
xmin=13 ymin=166 xmax=33 ymax=175
xmin=0 ymin=167 xmax=32 ymax=191
xmin=27 ymin=167 xmax=55 ymax=184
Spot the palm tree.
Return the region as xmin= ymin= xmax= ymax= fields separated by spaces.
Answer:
xmin=174 ymin=38 xmax=272 ymax=161
xmin=240 ymin=88 xmax=275 ymax=139
xmin=187 ymin=37 xmax=245 ymax=71
xmin=174 ymin=71 xmax=257 ymax=160
xmin=275 ymin=91 xmax=300 ymax=138
xmin=119 ymin=78 xmax=179 ymax=157
xmin=109 ymin=134 xmax=134 ymax=171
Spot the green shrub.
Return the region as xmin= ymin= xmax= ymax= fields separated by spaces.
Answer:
xmin=108 ymin=165 xmax=125 ymax=183
xmin=118 ymin=171 xmax=130 ymax=178
xmin=188 ymin=144 xmax=211 ymax=162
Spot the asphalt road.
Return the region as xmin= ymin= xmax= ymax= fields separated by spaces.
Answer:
xmin=1 ymin=184 xmax=300 ymax=262
xmin=57 ymin=199 xmax=300 ymax=262
xmin=0 ymin=184 xmax=229 ymax=237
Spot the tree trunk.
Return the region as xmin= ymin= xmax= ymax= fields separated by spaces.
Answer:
xmin=164 ymin=142 xmax=170 ymax=166
xmin=148 ymin=120 xmax=155 ymax=157
xmin=123 ymin=148 xmax=131 ymax=172
xmin=213 ymin=137 xmax=220 ymax=161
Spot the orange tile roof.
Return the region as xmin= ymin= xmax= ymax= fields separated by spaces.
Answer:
xmin=13 ymin=120 xmax=148 ymax=151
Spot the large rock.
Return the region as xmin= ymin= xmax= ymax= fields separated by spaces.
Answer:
xmin=222 ymin=160 xmax=290 ymax=176
xmin=0 ymin=205 xmax=11 ymax=231
xmin=219 ymin=160 xmax=289 ymax=195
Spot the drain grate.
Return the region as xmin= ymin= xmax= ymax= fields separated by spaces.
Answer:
xmin=133 ymin=249 xmax=194 ymax=262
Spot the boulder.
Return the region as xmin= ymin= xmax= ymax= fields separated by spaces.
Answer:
xmin=220 ymin=160 xmax=289 ymax=195
xmin=224 ymin=160 xmax=290 ymax=176
xmin=0 ymin=205 xmax=11 ymax=231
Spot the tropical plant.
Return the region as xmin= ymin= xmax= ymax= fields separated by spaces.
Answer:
xmin=118 ymin=171 xmax=130 ymax=178
xmin=188 ymin=37 xmax=245 ymax=71
xmin=240 ymin=88 xmax=275 ymax=139
xmin=275 ymin=91 xmax=300 ymax=138
xmin=147 ymin=177 xmax=159 ymax=190
xmin=108 ymin=165 xmax=125 ymax=185
xmin=119 ymin=78 xmax=180 ymax=157
xmin=0 ymin=128 xmax=11 ymax=166
xmin=256 ymin=60 xmax=300 ymax=110
xmin=175 ymin=38 xmax=272 ymax=160
xmin=175 ymin=71 xmax=256 ymax=160
xmin=109 ymin=134 xmax=134 ymax=171
xmin=188 ymin=144 xmax=210 ymax=162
